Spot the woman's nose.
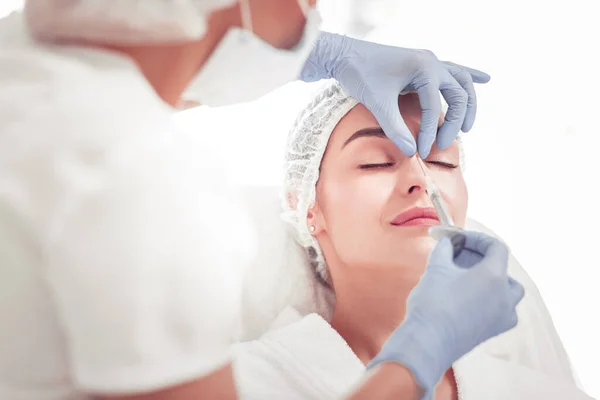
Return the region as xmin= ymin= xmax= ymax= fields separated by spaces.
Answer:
xmin=398 ymin=157 xmax=429 ymax=195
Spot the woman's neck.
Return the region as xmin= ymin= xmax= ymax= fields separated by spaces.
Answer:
xmin=329 ymin=264 xmax=423 ymax=365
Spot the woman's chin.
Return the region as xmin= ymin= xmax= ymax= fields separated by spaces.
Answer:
xmin=379 ymin=235 xmax=437 ymax=268
xmin=409 ymin=235 xmax=437 ymax=259
xmin=391 ymin=228 xmax=438 ymax=246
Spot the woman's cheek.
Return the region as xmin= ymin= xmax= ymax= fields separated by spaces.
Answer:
xmin=322 ymin=175 xmax=386 ymax=212
xmin=359 ymin=173 xmax=398 ymax=199
xmin=326 ymin=175 xmax=396 ymax=224
xmin=453 ymin=181 xmax=468 ymax=227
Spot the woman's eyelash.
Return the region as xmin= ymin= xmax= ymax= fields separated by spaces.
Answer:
xmin=426 ymin=161 xmax=458 ymax=169
xmin=358 ymin=161 xmax=457 ymax=170
xmin=359 ymin=162 xmax=395 ymax=170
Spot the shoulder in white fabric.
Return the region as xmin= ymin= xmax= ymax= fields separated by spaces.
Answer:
xmin=454 ymin=351 xmax=592 ymax=399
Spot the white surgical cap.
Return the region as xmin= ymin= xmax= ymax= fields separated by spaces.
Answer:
xmin=282 ymin=82 xmax=358 ymax=282
xmin=24 ymin=0 xmax=237 ymax=44
xmin=282 ymin=82 xmax=465 ymax=282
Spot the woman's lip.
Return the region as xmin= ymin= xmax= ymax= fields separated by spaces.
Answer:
xmin=391 ymin=207 xmax=440 ymax=226
xmin=399 ymin=217 xmax=441 ymax=227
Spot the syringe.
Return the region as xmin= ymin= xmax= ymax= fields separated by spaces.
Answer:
xmin=416 ymin=157 xmax=466 ymax=258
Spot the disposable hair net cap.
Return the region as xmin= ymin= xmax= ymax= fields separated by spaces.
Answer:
xmin=282 ymin=82 xmax=358 ymax=282
xmin=282 ymin=81 xmax=466 ymax=283
xmin=24 ymin=0 xmax=238 ymax=44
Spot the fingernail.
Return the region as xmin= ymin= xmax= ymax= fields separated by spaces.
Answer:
xmin=461 ymin=116 xmax=475 ymax=133
xmin=395 ymin=140 xmax=416 ymax=157
xmin=435 ymin=130 xmax=454 ymax=150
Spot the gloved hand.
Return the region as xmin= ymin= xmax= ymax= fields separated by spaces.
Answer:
xmin=367 ymin=230 xmax=525 ymax=398
xmin=300 ymin=32 xmax=490 ymax=158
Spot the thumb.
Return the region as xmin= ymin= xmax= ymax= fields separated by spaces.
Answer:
xmin=415 ymin=79 xmax=442 ymax=159
xmin=370 ymin=94 xmax=416 ymax=156
xmin=473 ymin=238 xmax=510 ymax=276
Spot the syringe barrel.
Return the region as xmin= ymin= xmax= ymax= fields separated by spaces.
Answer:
xmin=430 ymin=190 xmax=455 ymax=226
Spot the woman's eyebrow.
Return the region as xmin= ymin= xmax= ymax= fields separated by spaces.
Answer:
xmin=342 ymin=127 xmax=387 ymax=148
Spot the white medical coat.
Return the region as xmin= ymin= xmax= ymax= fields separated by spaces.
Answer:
xmin=0 ymin=13 xmax=254 ymax=399
xmin=232 ymin=307 xmax=594 ymax=400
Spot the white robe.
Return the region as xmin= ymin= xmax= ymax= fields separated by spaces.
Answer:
xmin=232 ymin=307 xmax=593 ymax=400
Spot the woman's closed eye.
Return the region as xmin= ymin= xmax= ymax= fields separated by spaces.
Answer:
xmin=426 ymin=160 xmax=458 ymax=169
xmin=358 ymin=162 xmax=395 ymax=170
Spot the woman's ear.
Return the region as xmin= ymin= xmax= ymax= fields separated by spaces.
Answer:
xmin=306 ymin=201 xmax=325 ymax=235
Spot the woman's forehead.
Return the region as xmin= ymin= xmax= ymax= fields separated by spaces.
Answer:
xmin=331 ymin=94 xmax=443 ymax=146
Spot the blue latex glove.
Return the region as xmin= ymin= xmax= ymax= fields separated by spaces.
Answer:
xmin=368 ymin=230 xmax=524 ymax=398
xmin=300 ymin=32 xmax=491 ymax=158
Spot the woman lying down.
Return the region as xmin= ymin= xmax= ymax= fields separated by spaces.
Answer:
xmin=232 ymin=83 xmax=593 ymax=399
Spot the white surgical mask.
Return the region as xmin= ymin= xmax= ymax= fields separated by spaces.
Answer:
xmin=182 ymin=0 xmax=322 ymax=107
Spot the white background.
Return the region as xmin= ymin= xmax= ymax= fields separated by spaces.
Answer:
xmin=3 ymin=0 xmax=598 ymax=397
xmin=0 ymin=0 xmax=21 ymax=18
